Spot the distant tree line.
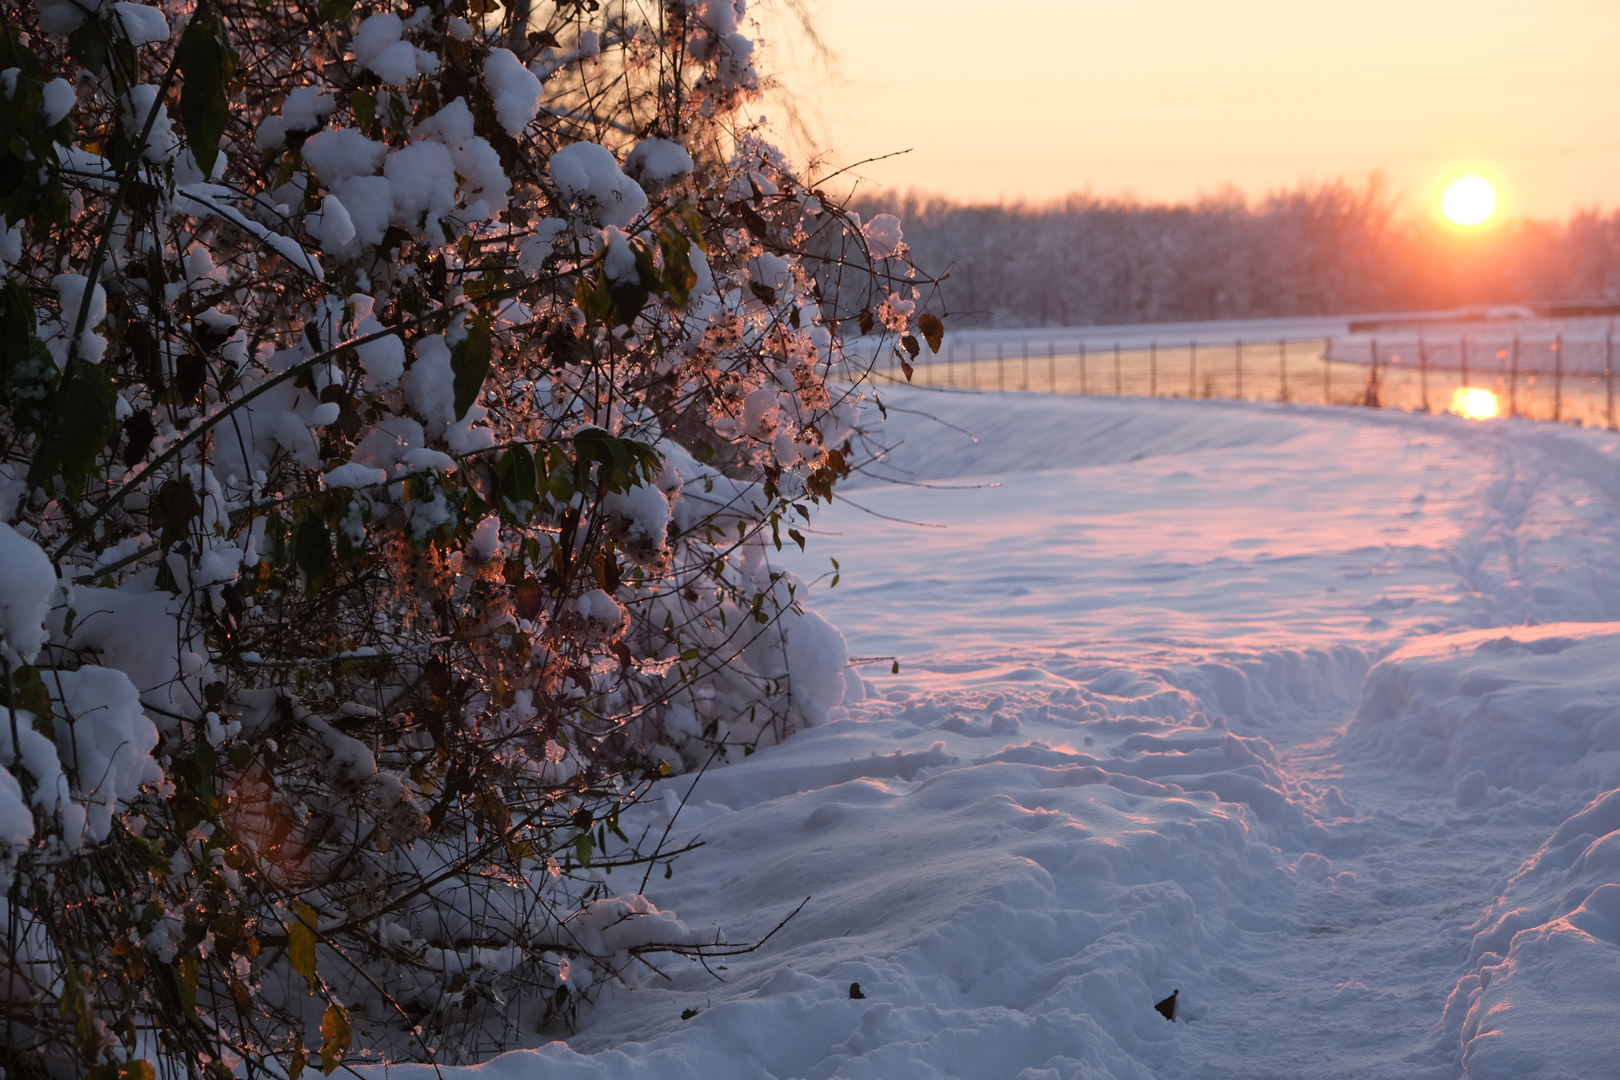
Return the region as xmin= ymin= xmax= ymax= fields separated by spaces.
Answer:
xmin=854 ymin=180 xmax=1620 ymax=327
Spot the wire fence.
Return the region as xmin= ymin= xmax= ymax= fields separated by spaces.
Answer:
xmin=870 ymin=326 xmax=1620 ymax=428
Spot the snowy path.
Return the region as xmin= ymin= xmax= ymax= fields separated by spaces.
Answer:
xmin=788 ymin=392 xmax=1620 ymax=1080
xmin=381 ymin=392 xmax=1620 ymax=1079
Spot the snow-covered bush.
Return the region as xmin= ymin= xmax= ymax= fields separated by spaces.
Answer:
xmin=0 ymin=0 xmax=939 ymax=1073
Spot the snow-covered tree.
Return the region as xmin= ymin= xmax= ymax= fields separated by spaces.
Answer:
xmin=0 ymin=0 xmax=937 ymax=1072
xmin=868 ymin=182 xmax=1620 ymax=327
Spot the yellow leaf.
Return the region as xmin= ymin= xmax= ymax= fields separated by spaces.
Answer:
xmin=320 ymin=1003 xmax=353 ymax=1076
xmin=288 ymin=899 xmax=318 ymax=988
xmin=287 ymin=1032 xmax=306 ymax=1080
xmin=176 ymin=954 xmax=198 ymax=1008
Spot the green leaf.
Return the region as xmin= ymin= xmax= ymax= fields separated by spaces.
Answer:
xmin=29 ymin=357 xmax=117 ymax=498
xmin=607 ymin=276 xmax=649 ymax=327
xmin=176 ymin=954 xmax=198 ymax=1008
xmin=495 ymin=444 xmax=538 ymax=522
xmin=572 ymin=273 xmax=602 ymax=320
xmin=65 ymin=18 xmax=110 ymax=80
xmin=10 ymin=665 xmax=52 ymax=725
xmin=574 ymin=234 xmax=660 ymax=326
xmin=293 ymin=515 xmax=333 ymax=594
xmin=154 ymin=476 xmax=201 ymax=551
xmin=188 ymin=734 xmax=218 ymax=804
xmin=657 ymin=224 xmax=698 ymax=307
xmin=450 ymin=313 xmax=492 ymax=421
xmin=0 ymin=31 xmax=73 ymax=228
xmin=571 ymin=428 xmax=662 ymax=493
xmin=319 ymin=1002 xmax=352 ymax=1075
xmin=574 ymin=832 xmax=593 ymax=867
xmin=1 ymin=280 xmax=59 ymax=435
xmin=350 ymin=88 xmax=376 ymax=137
xmin=176 ymin=6 xmax=237 ymax=179
xmin=154 ymin=557 xmax=180 ymax=596
xmin=318 ymin=0 xmax=357 ymax=21
xmin=288 ymin=899 xmax=319 ymax=988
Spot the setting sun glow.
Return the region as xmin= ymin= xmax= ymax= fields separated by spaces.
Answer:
xmin=1442 ymin=177 xmax=1498 ymax=227
xmin=1451 ymin=387 xmax=1499 ymax=419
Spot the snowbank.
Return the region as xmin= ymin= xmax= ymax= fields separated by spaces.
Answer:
xmin=1342 ymin=623 xmax=1620 ymax=1078
xmin=1446 ymin=787 xmax=1620 ymax=1080
xmin=366 ymin=688 xmax=1294 ymax=1080
xmin=1346 ymin=622 xmax=1620 ymax=795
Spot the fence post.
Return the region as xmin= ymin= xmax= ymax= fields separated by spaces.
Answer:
xmin=1049 ymin=341 xmax=1056 ymax=394
xmin=1419 ymin=336 xmax=1429 ymax=412
xmin=1079 ymin=343 xmax=1088 ymax=395
xmin=996 ymin=342 xmax=1005 ymax=392
xmin=1608 ymin=320 xmax=1616 ymax=430
xmin=1114 ymin=342 xmax=1122 ymax=396
xmin=1189 ymin=341 xmax=1198 ymax=398
xmin=1150 ymin=341 xmax=1158 ymax=397
xmin=1460 ymin=335 xmax=1469 ymax=389
xmin=1553 ymin=334 xmax=1563 ymax=423
xmin=970 ymin=342 xmax=978 ymax=389
xmin=1366 ymin=338 xmax=1379 ymax=406
xmin=1278 ymin=338 xmax=1288 ymax=401
xmin=1509 ymin=337 xmax=1519 ymax=418
xmin=1236 ymin=339 xmax=1244 ymax=399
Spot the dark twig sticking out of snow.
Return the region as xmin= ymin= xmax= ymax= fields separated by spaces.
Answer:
xmin=1155 ymin=990 xmax=1179 ymax=1022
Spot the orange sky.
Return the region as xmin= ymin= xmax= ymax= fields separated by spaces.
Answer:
xmin=755 ymin=0 xmax=1620 ymax=221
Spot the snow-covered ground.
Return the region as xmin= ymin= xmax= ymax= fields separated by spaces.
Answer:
xmin=375 ymin=389 xmax=1620 ymax=1079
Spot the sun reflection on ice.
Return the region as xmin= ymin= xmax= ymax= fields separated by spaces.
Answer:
xmin=1451 ymin=387 xmax=1499 ymax=419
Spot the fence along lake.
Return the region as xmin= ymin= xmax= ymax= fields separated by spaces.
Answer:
xmin=861 ymin=308 xmax=1620 ymax=428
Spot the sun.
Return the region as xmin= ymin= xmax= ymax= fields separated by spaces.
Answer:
xmin=1442 ymin=176 xmax=1497 ymax=227
xmin=1451 ymin=386 xmax=1499 ymax=419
